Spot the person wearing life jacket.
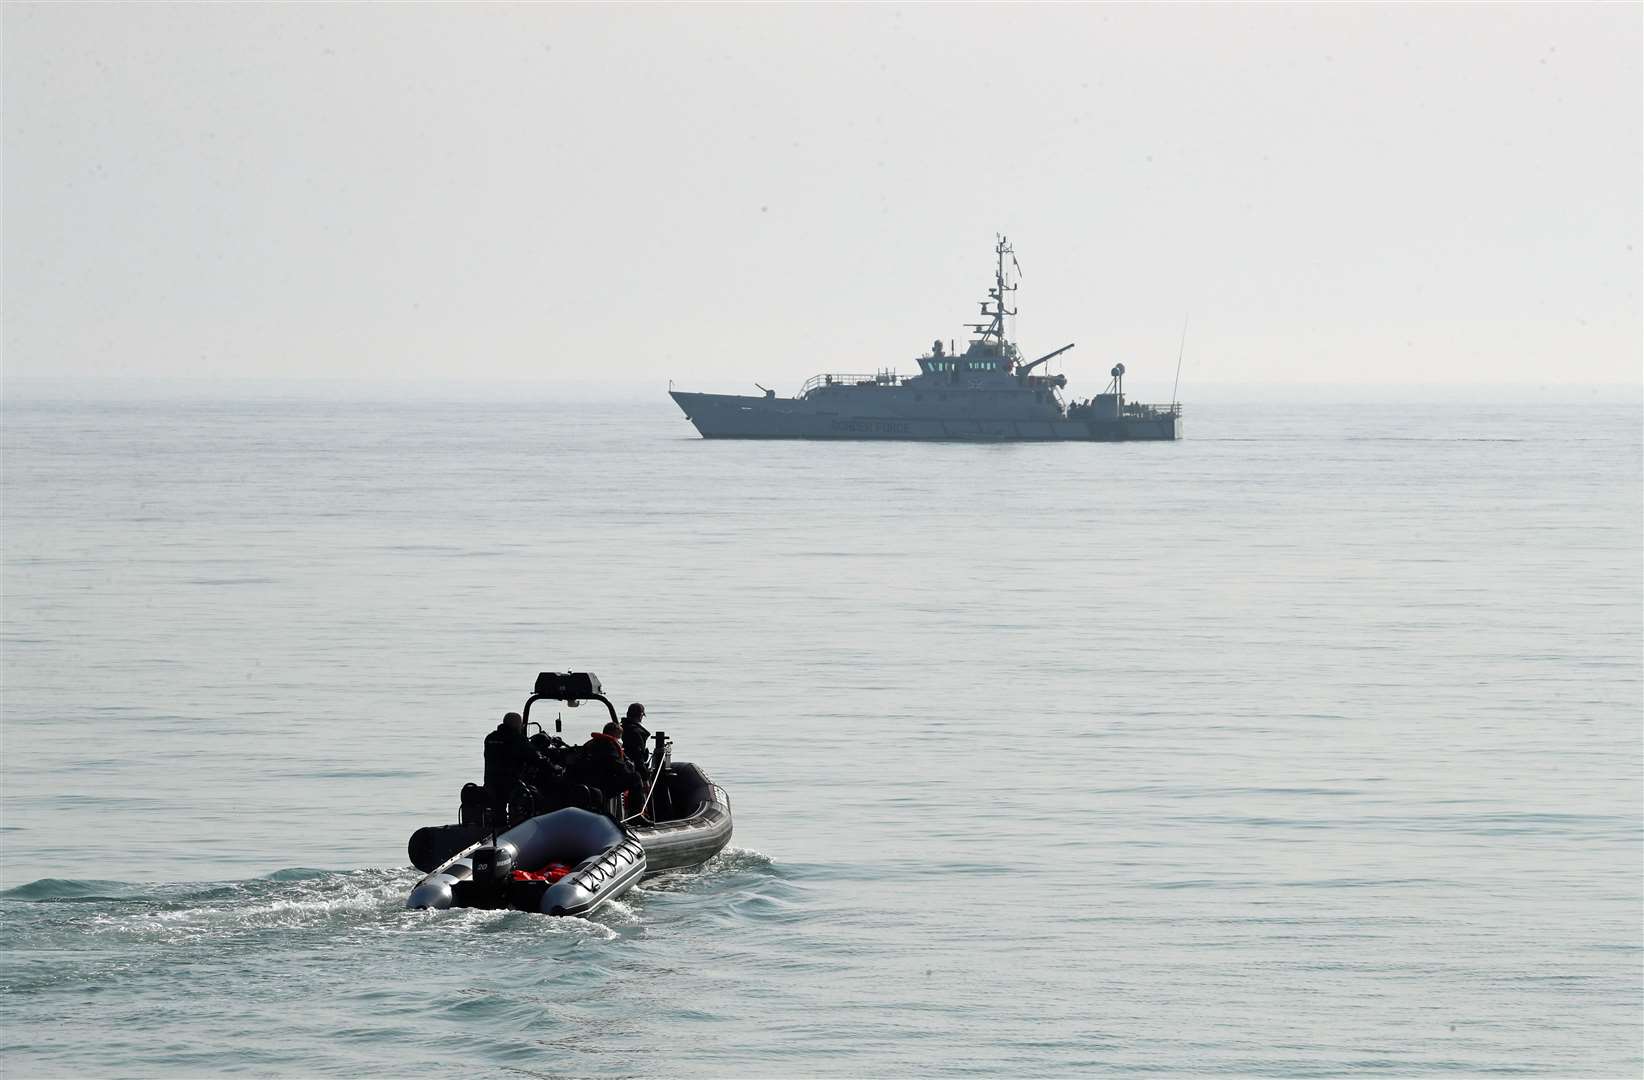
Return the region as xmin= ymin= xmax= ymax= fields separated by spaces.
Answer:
xmin=575 ymin=720 xmax=643 ymax=814
xmin=620 ymin=702 xmax=651 ymax=774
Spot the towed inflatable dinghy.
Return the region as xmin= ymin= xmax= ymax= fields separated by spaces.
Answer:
xmin=408 ymin=807 xmax=647 ymax=917
xmin=406 ymin=671 xmax=732 ymax=917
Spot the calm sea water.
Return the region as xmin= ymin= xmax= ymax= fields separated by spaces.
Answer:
xmin=2 ymin=392 xmax=1640 ymax=1077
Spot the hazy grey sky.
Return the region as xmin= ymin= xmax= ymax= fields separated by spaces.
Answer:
xmin=4 ymin=3 xmax=1639 ymax=394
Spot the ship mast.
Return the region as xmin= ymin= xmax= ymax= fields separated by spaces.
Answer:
xmin=969 ymin=234 xmax=1018 ymax=346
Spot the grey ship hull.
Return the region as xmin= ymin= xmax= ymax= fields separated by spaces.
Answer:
xmin=671 ymin=391 xmax=1180 ymax=442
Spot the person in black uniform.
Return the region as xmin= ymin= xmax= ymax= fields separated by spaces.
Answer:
xmin=574 ymin=721 xmax=643 ymax=816
xmin=483 ymin=711 xmax=539 ymax=824
xmin=621 ymin=702 xmax=651 ymax=774
xmin=523 ymin=729 xmax=593 ymax=813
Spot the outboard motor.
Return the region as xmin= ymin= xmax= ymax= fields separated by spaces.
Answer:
xmin=464 ymin=845 xmax=515 ymax=907
xmin=471 ymin=845 xmax=514 ymax=883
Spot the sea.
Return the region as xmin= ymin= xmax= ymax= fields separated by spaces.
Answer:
xmin=2 ymin=389 xmax=1640 ymax=1077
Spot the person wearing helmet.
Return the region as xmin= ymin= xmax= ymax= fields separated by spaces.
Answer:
xmin=621 ymin=702 xmax=651 ymax=773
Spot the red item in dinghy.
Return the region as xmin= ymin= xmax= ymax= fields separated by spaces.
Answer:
xmin=511 ymin=863 xmax=573 ymax=883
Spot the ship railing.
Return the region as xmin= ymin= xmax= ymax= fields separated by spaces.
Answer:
xmin=1124 ymin=401 xmax=1184 ymax=418
xmin=798 ymin=371 xmax=906 ymax=397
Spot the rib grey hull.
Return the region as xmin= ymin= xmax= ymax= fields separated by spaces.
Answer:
xmin=628 ymin=767 xmax=733 ymax=873
xmin=670 ymin=391 xmax=1179 ymax=442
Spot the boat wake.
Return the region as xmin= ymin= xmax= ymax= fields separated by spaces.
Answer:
xmin=636 ymin=845 xmax=777 ymax=893
xmin=2 ymin=847 xmax=780 ymax=945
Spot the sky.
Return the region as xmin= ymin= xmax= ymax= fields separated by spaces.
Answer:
xmin=4 ymin=3 xmax=1640 ymax=397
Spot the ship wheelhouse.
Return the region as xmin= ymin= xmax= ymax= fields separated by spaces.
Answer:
xmin=914 ymin=343 xmax=1015 ymax=379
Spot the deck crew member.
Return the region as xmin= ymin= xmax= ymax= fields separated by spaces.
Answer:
xmin=576 ymin=721 xmax=644 ymax=815
xmin=483 ymin=711 xmax=538 ymax=823
xmin=621 ymin=703 xmax=651 ymax=773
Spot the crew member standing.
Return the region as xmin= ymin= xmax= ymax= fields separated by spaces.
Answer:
xmin=483 ymin=711 xmax=536 ymax=824
xmin=621 ymin=702 xmax=651 ymax=773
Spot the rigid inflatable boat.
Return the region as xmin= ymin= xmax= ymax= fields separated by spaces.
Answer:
xmin=406 ymin=671 xmax=732 ymax=917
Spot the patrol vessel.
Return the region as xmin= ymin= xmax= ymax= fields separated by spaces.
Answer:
xmin=669 ymin=237 xmax=1181 ymax=441
xmin=406 ymin=672 xmax=732 ymax=918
